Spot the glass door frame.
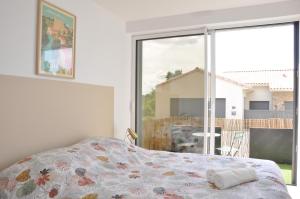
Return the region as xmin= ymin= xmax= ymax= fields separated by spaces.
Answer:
xmin=209 ymin=30 xmax=216 ymax=155
xmin=133 ymin=28 xmax=213 ymax=154
xmin=132 ymin=21 xmax=299 ymax=185
xmin=293 ymin=21 xmax=299 ymax=186
xmin=212 ymin=22 xmax=299 ymax=185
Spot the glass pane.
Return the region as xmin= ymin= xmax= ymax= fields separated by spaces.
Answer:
xmin=139 ymin=35 xmax=206 ymax=154
xmin=215 ymin=24 xmax=295 ymax=184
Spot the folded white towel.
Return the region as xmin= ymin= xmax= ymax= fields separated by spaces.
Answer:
xmin=206 ymin=169 xmax=227 ymax=183
xmin=207 ymin=168 xmax=257 ymax=189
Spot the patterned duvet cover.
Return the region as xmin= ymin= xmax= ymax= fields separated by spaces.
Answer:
xmin=0 ymin=137 xmax=291 ymax=199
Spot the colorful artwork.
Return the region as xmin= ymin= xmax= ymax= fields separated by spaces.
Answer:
xmin=37 ymin=0 xmax=76 ymax=78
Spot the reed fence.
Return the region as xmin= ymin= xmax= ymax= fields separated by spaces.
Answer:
xmin=142 ymin=116 xmax=293 ymax=157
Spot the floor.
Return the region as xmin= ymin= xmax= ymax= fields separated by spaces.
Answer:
xmin=288 ymin=186 xmax=300 ymax=198
xmin=278 ymin=163 xmax=292 ymax=184
xmin=278 ymin=164 xmax=299 ymax=198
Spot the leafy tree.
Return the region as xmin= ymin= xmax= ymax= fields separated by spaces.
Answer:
xmin=165 ymin=69 xmax=182 ymax=80
xmin=143 ymin=89 xmax=155 ymax=118
xmin=142 ymin=69 xmax=182 ymax=119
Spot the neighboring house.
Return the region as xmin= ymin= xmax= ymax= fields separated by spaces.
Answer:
xmin=155 ymin=67 xmax=246 ymax=119
xmin=155 ymin=68 xmax=294 ymax=120
xmin=221 ymin=69 xmax=294 ymax=112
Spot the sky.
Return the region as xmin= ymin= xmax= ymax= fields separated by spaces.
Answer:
xmin=141 ymin=24 xmax=294 ymax=94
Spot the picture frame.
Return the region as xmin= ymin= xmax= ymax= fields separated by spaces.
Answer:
xmin=37 ymin=0 xmax=76 ymax=79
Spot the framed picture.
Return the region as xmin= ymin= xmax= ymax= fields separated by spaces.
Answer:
xmin=37 ymin=0 xmax=76 ymax=79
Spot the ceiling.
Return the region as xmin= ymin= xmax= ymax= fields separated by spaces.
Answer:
xmin=95 ymin=0 xmax=292 ymax=21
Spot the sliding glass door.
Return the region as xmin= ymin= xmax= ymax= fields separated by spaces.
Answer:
xmin=136 ymin=33 xmax=210 ymax=154
xmin=135 ymin=22 xmax=299 ymax=185
xmin=213 ymin=23 xmax=298 ymax=185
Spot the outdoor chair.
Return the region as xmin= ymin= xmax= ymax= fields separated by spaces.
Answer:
xmin=217 ymin=131 xmax=244 ymax=156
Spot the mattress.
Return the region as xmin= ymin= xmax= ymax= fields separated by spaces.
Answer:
xmin=0 ymin=137 xmax=291 ymax=199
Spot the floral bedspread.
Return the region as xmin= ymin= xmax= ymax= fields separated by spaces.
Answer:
xmin=0 ymin=137 xmax=291 ymax=199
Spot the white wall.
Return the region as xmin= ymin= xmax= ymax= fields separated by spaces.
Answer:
xmin=127 ymin=0 xmax=300 ymax=33
xmin=216 ymin=79 xmax=244 ymax=119
xmin=0 ymin=0 xmax=131 ymax=139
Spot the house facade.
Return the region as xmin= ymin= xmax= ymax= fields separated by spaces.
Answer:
xmin=155 ymin=68 xmax=294 ymax=120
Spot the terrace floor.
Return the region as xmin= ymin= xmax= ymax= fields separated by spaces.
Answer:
xmin=278 ymin=163 xmax=292 ymax=184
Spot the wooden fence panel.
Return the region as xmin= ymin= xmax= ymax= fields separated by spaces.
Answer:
xmin=142 ymin=117 xmax=293 ymax=155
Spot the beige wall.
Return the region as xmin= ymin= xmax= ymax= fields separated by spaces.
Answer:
xmin=244 ymin=86 xmax=293 ymax=110
xmin=272 ymin=91 xmax=293 ymax=110
xmin=155 ymin=70 xmax=245 ymax=119
xmin=244 ymin=86 xmax=272 ymax=110
xmin=0 ymin=75 xmax=114 ymax=170
xmin=155 ymin=70 xmax=205 ymax=118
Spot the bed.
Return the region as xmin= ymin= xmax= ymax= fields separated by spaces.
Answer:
xmin=0 ymin=137 xmax=291 ymax=199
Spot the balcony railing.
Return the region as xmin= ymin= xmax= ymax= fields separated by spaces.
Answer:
xmin=244 ymin=110 xmax=293 ymax=119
